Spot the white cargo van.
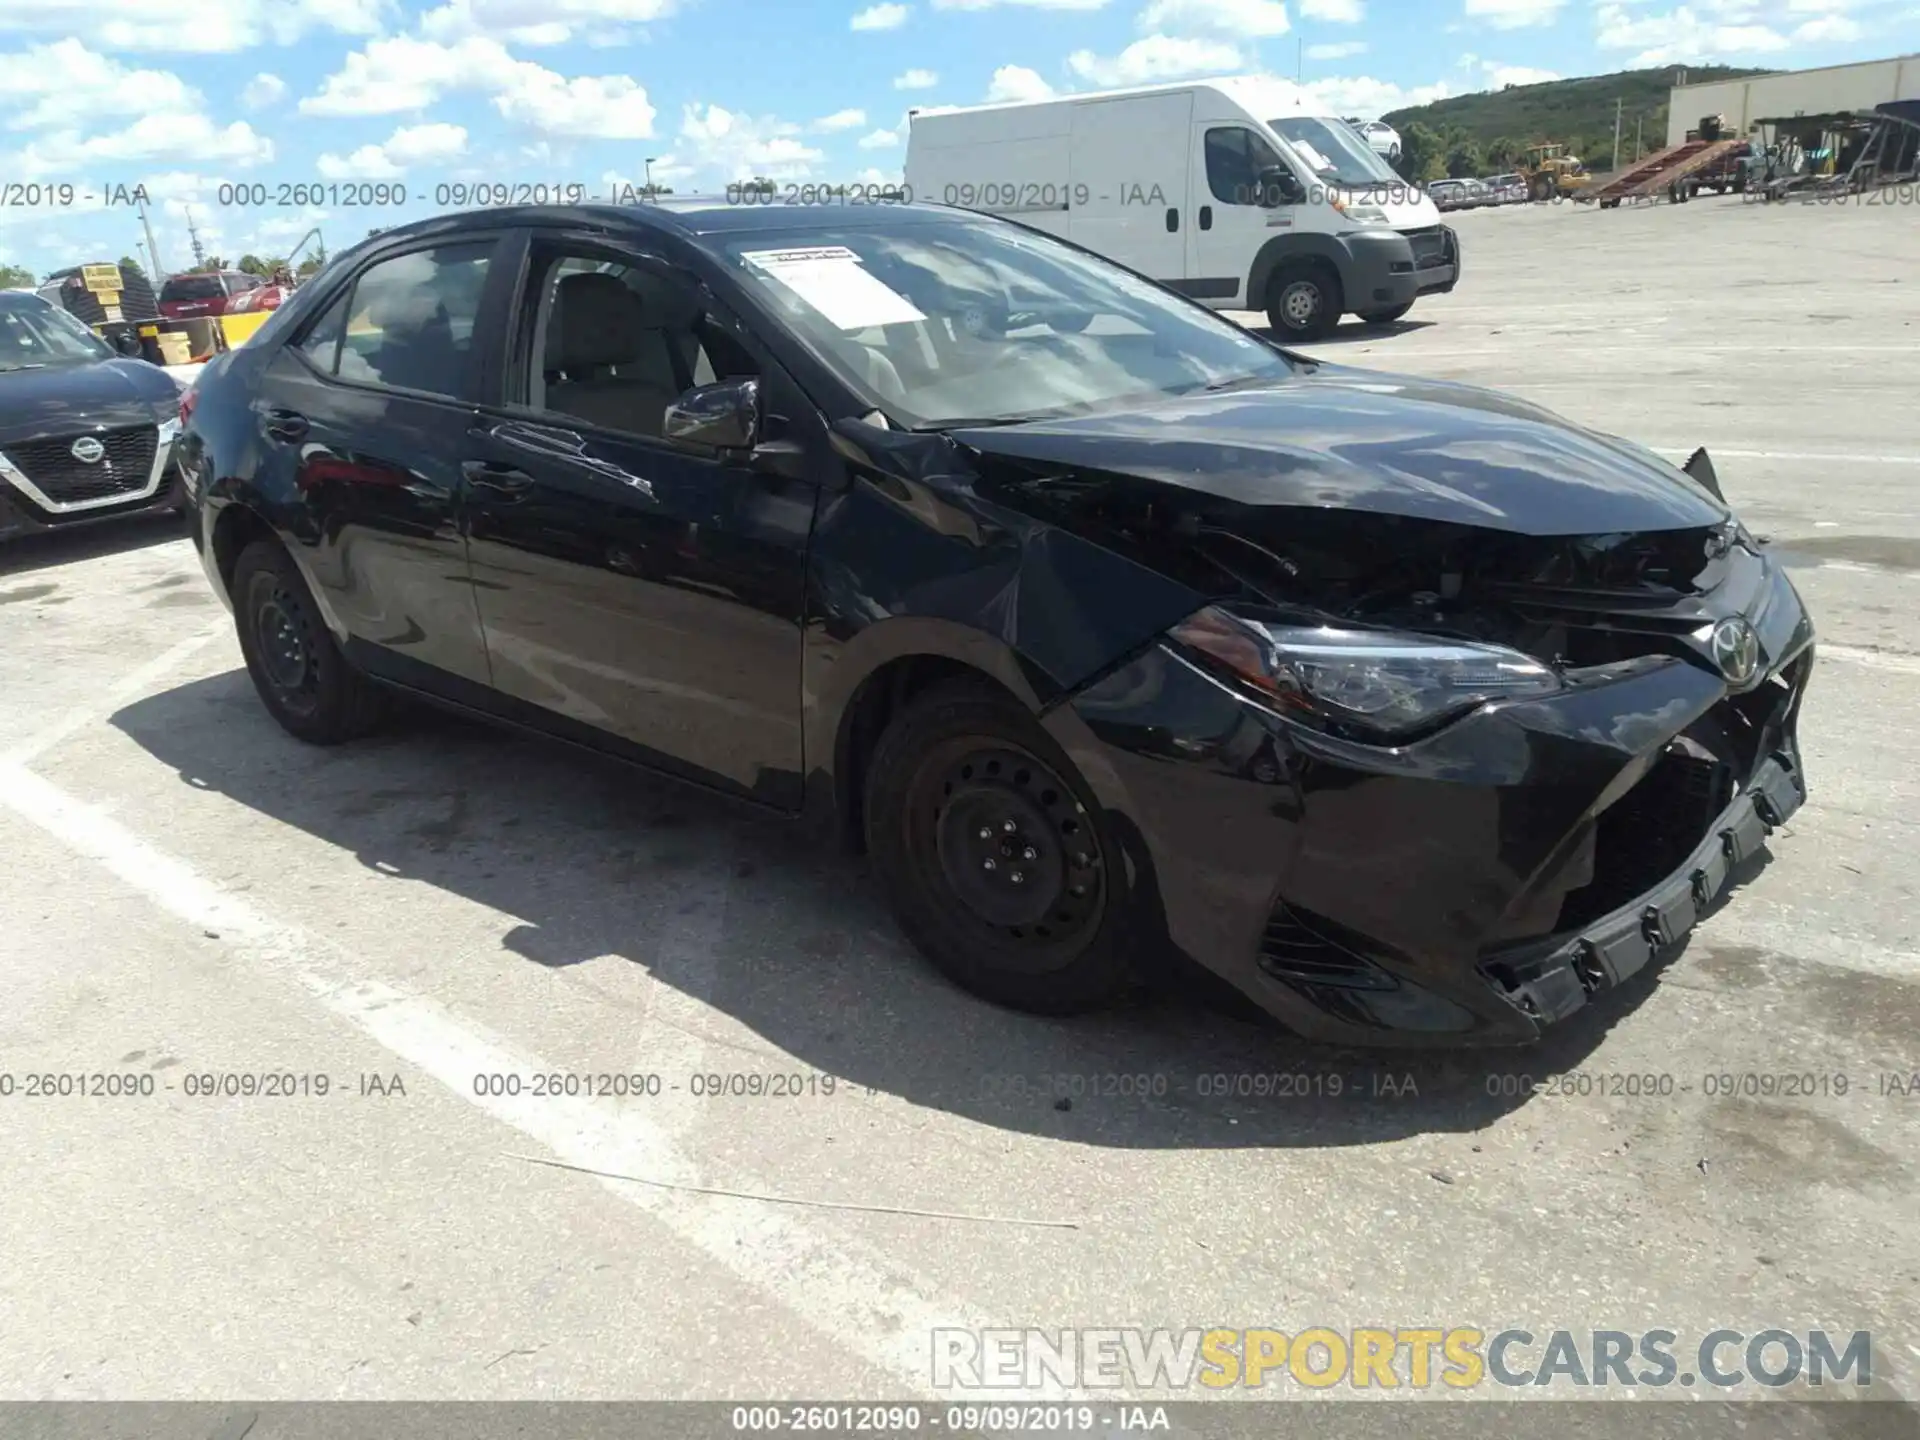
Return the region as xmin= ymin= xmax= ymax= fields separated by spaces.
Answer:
xmin=904 ymin=75 xmax=1459 ymax=340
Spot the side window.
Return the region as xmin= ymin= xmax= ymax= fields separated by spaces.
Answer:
xmin=1204 ymin=126 xmax=1292 ymax=206
xmin=523 ymin=249 xmax=757 ymax=442
xmin=332 ymin=244 xmax=493 ymax=399
xmin=295 ymin=290 xmax=348 ymax=372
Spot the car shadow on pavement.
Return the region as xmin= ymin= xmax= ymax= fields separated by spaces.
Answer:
xmin=1246 ymin=319 xmax=1439 ymax=348
xmin=111 ymin=669 xmax=1770 ymax=1151
xmin=0 ymin=512 xmax=189 ymax=579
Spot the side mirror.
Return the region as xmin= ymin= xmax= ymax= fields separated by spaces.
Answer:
xmin=663 ymin=376 xmax=759 ymax=451
xmin=1257 ymin=165 xmax=1303 ymax=207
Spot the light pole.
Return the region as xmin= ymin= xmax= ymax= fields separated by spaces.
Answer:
xmin=644 ymin=156 xmax=656 ymax=194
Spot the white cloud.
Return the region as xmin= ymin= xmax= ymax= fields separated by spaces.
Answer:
xmin=1302 ymin=73 xmax=1453 ymax=115
xmin=1138 ymin=0 xmax=1289 ymax=34
xmin=851 ymin=1 xmax=909 ymax=25
xmin=894 ymin=67 xmax=940 ymax=87
xmin=674 ymin=103 xmax=824 ymax=181
xmin=418 ymin=0 xmax=675 ymax=44
xmin=0 ymin=0 xmax=385 ymax=51
xmin=1463 ymin=0 xmax=1563 ymax=28
xmin=815 ymin=107 xmax=868 ymax=130
xmin=493 ymin=71 xmax=657 ymax=137
xmin=985 ymin=63 xmax=1056 ymax=101
xmin=299 ymin=36 xmax=657 ymax=137
xmin=1487 ymin=63 xmax=1560 ymax=84
xmin=1067 ymin=34 xmax=1243 ymax=85
xmin=933 ymin=0 xmax=1108 ymax=10
xmin=0 ymin=40 xmax=198 ymax=129
xmin=858 ymin=127 xmax=901 ymax=147
xmin=300 ymin=36 xmax=519 ymax=114
xmin=4 ymin=114 xmax=273 ymax=178
xmin=1299 ymin=0 xmax=1362 ymax=17
xmin=1306 ymin=39 xmax=1367 ymax=57
xmin=240 ymin=72 xmax=288 ymax=109
xmin=318 ymin=122 xmax=469 ymax=179
xmin=855 ymin=166 xmax=901 ymax=185
xmin=1594 ymin=4 xmax=1790 ymax=61
xmin=1792 ymin=11 xmax=1861 ymax=38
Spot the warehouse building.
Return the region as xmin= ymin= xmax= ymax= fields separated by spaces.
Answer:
xmin=1668 ymin=53 xmax=1920 ymax=145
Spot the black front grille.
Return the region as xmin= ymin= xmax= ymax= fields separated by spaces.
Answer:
xmin=1558 ymin=740 xmax=1735 ymax=930
xmin=1404 ymin=226 xmax=1451 ymax=268
xmin=5 ymin=426 xmax=157 ymax=504
xmin=1259 ymin=904 xmax=1398 ymax=990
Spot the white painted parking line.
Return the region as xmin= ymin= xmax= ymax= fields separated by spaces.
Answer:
xmin=0 ymin=757 xmax=1082 ymax=1404
xmin=1650 ymin=448 xmax=1920 ymax=466
xmin=3 ymin=621 xmax=226 ymax=767
xmin=1818 ymin=644 xmax=1920 ymax=676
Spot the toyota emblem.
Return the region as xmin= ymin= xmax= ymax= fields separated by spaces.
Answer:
xmin=69 ymin=436 xmax=106 ymax=465
xmin=1709 ymin=617 xmax=1761 ymax=686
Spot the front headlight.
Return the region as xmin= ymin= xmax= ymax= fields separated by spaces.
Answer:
xmin=1171 ymin=606 xmax=1562 ymax=740
xmin=1332 ymin=201 xmax=1392 ymax=226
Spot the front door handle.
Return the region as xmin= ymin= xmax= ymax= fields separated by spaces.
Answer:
xmin=264 ymin=408 xmax=309 ymax=443
xmin=1199 ymin=205 xmax=1213 ymax=230
xmin=1165 ymin=207 xmax=1179 ymax=232
xmin=460 ymin=460 xmax=536 ymax=496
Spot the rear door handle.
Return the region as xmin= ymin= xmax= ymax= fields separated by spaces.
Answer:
xmin=460 ymin=460 xmax=536 ymax=496
xmin=264 ymin=408 xmax=308 ymax=442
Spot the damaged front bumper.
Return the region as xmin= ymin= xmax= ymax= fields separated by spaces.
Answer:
xmin=1479 ymin=749 xmax=1805 ymax=1028
xmin=1042 ymin=566 xmax=1814 ymax=1048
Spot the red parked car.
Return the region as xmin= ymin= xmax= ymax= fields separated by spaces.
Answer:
xmin=156 ymin=269 xmax=266 ymax=320
xmin=227 ymin=277 xmax=295 ymax=314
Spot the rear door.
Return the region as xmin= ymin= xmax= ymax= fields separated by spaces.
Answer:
xmin=248 ymin=235 xmax=510 ymax=692
xmin=1068 ymin=91 xmax=1193 ymax=284
xmin=459 ymin=229 xmax=819 ymax=810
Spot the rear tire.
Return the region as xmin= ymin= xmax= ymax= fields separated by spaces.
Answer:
xmin=232 ymin=538 xmax=387 ymax=745
xmin=863 ymin=680 xmax=1137 ymax=1015
xmin=1265 ymin=262 xmax=1343 ymax=342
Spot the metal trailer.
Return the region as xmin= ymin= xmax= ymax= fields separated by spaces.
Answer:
xmin=1577 ymin=137 xmax=1749 ymax=208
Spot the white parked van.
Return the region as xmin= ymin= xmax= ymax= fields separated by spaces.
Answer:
xmin=904 ymin=75 xmax=1459 ymax=340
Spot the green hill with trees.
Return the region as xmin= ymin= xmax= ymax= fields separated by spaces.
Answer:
xmin=1381 ymin=64 xmax=1776 ymax=181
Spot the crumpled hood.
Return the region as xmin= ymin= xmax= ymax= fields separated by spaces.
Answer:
xmin=949 ymin=363 xmax=1731 ymax=538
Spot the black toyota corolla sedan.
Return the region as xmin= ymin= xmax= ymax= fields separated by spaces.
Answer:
xmin=177 ymin=199 xmax=1813 ymax=1047
xmin=1 ymin=289 xmax=186 ymax=540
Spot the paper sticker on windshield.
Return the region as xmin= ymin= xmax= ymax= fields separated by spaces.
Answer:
xmin=740 ymin=247 xmax=926 ymax=329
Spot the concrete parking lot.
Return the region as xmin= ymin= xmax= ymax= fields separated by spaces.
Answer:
xmin=2 ymin=194 xmax=1915 ymax=1407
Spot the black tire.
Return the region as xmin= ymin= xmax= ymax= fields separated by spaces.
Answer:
xmin=863 ymin=679 xmax=1138 ymax=1015
xmin=1358 ymin=302 xmax=1414 ymax=326
xmin=1264 ymin=262 xmax=1342 ymax=342
xmin=231 ymin=537 xmax=387 ymax=745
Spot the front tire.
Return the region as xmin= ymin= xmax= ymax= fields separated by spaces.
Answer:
xmin=863 ymin=680 xmax=1137 ymax=1015
xmin=1265 ymin=263 xmax=1343 ymax=342
xmin=232 ymin=538 xmax=387 ymax=745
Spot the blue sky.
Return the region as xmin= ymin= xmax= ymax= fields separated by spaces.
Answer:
xmin=1 ymin=0 xmax=1915 ymax=277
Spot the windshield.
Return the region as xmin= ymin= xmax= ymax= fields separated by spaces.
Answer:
xmin=0 ymin=303 xmax=113 ymax=370
xmin=718 ymin=217 xmax=1293 ymax=430
xmin=1268 ymin=116 xmax=1402 ymax=189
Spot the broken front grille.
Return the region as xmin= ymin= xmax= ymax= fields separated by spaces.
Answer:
xmin=1557 ymin=739 xmax=1736 ymax=932
xmin=1402 ymin=226 xmax=1454 ymax=270
xmin=5 ymin=426 xmax=158 ymax=504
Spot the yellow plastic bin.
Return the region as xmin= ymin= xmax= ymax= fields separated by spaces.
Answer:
xmin=155 ymin=332 xmax=193 ymax=366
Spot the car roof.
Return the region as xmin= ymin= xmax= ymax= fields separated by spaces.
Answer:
xmin=1 ymin=288 xmax=53 ymax=308
xmin=346 ymin=198 xmax=972 ymax=253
